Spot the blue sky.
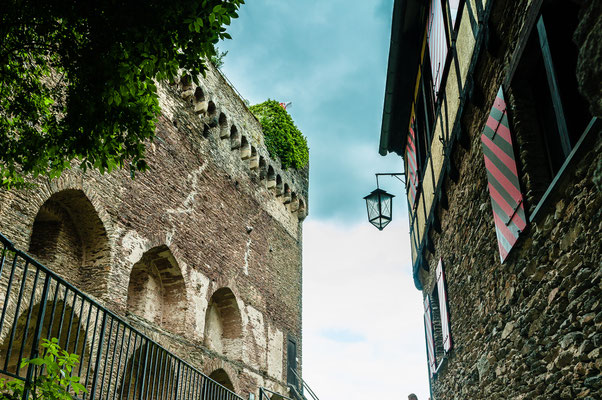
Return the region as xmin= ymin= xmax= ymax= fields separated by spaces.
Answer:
xmin=219 ymin=1 xmax=430 ymax=399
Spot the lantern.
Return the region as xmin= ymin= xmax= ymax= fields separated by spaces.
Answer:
xmin=364 ymin=188 xmax=395 ymax=230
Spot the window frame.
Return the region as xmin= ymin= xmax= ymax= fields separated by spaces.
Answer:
xmin=506 ymin=3 xmax=597 ymax=222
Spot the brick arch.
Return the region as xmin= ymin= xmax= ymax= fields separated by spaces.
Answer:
xmin=204 ymin=287 xmax=243 ymax=359
xmin=28 ymin=189 xmax=111 ymax=296
xmin=127 ymin=245 xmax=189 ymax=335
xmin=119 ymin=343 xmax=177 ymax=399
xmin=208 ymin=368 xmax=235 ymax=392
xmin=0 ymin=297 xmax=92 ymax=379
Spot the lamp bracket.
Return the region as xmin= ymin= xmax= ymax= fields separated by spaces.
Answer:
xmin=375 ymin=173 xmax=405 ymax=188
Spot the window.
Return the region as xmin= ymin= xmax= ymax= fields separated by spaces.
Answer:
xmin=406 ymin=0 xmax=456 ymax=209
xmin=480 ymin=1 xmax=594 ymax=262
xmin=510 ymin=2 xmax=594 ymax=216
xmin=287 ymin=336 xmax=298 ymax=387
xmin=406 ymin=56 xmax=437 ymax=209
xmin=424 ymin=259 xmax=452 ymax=377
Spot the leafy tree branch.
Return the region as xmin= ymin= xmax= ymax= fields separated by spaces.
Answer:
xmin=0 ymin=0 xmax=244 ymax=189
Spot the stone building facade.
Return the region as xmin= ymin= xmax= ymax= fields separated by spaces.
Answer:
xmin=380 ymin=0 xmax=601 ymax=399
xmin=0 ymin=61 xmax=308 ymax=398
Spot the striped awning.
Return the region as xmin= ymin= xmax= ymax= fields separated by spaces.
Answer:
xmin=480 ymin=87 xmax=527 ymax=262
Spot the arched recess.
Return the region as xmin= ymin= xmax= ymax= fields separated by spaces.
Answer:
xmin=259 ymin=157 xmax=267 ymax=181
xmin=240 ymin=136 xmax=251 ymax=160
xmin=0 ymin=298 xmax=91 ymax=379
xmin=180 ymin=75 xmax=192 ymax=92
xmin=194 ymin=86 xmax=205 ymax=102
xmin=290 ymin=192 xmax=299 ymax=212
xmin=126 ymin=246 xmax=188 ymax=334
xmin=298 ymin=199 xmax=307 ymax=220
xmin=204 ymin=288 xmax=242 ymax=359
xmin=275 ymin=175 xmax=283 ymax=196
xmin=207 ymin=100 xmax=217 ymax=116
xmin=219 ymin=113 xmax=229 ymax=138
xmin=267 ymin=166 xmax=276 ymax=189
xmin=283 ymin=183 xmax=291 ymax=204
xmin=119 ymin=343 xmax=177 ymax=400
xmin=28 ymin=189 xmax=111 ymax=295
xmin=208 ymin=368 xmax=235 ymax=392
xmin=230 ymin=126 xmax=240 ymax=149
xmin=249 ymin=147 xmax=259 ymax=170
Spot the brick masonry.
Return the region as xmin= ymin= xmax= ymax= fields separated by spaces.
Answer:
xmin=0 ymin=62 xmax=308 ymax=397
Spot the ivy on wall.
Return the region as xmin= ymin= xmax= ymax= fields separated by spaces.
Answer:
xmin=249 ymin=100 xmax=309 ymax=170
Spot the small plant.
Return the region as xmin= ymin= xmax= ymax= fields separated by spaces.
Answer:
xmin=210 ymin=48 xmax=229 ymax=69
xmin=249 ymin=100 xmax=309 ymax=170
xmin=0 ymin=338 xmax=87 ymax=399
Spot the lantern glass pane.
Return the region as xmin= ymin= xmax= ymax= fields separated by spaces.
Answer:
xmin=380 ymin=194 xmax=392 ymax=219
xmin=365 ymin=193 xmax=380 ymax=221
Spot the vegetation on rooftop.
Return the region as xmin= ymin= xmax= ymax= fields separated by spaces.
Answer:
xmin=249 ymin=100 xmax=309 ymax=170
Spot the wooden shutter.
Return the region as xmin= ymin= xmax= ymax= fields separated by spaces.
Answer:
xmin=423 ymin=295 xmax=437 ymax=376
xmin=480 ymin=87 xmax=527 ymax=262
xmin=406 ymin=118 xmax=419 ymax=209
xmin=436 ymin=259 xmax=452 ymax=352
xmin=427 ymin=0 xmax=449 ymax=98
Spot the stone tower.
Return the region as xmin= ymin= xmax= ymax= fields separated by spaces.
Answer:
xmin=0 ymin=62 xmax=308 ymax=398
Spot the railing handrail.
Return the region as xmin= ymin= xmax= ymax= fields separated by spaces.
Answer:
xmin=259 ymin=386 xmax=293 ymax=400
xmin=0 ymin=232 xmax=244 ymax=400
xmin=290 ymin=369 xmax=319 ymax=400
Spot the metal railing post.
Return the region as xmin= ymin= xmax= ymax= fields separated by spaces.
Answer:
xmin=22 ymin=274 xmax=51 ymax=400
xmin=89 ymin=311 xmax=107 ymax=399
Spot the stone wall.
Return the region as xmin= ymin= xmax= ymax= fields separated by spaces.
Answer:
xmin=415 ymin=1 xmax=601 ymax=399
xmin=0 ymin=62 xmax=308 ymax=397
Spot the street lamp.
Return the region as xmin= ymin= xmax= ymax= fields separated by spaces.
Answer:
xmin=364 ymin=188 xmax=394 ymax=230
xmin=364 ymin=173 xmax=404 ymax=231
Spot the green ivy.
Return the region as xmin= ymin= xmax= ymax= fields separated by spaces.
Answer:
xmin=249 ymin=100 xmax=309 ymax=170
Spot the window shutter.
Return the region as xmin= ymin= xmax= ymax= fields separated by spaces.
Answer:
xmin=427 ymin=0 xmax=449 ymax=98
xmin=406 ymin=119 xmax=419 ymax=208
xmin=436 ymin=259 xmax=452 ymax=352
xmin=423 ymin=295 xmax=437 ymax=376
xmin=480 ymin=87 xmax=527 ymax=262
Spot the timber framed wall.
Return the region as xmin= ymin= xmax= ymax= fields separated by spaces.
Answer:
xmin=382 ymin=0 xmax=602 ymax=398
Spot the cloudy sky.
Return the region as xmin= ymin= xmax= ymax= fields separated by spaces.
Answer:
xmin=219 ymin=1 xmax=430 ymax=398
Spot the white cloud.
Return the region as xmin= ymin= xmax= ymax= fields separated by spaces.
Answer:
xmin=302 ymin=219 xmax=430 ymax=400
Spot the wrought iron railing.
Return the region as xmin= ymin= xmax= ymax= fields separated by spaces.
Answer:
xmin=258 ymin=387 xmax=292 ymax=400
xmin=289 ymin=370 xmax=318 ymax=400
xmin=0 ymin=232 xmax=243 ymax=400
